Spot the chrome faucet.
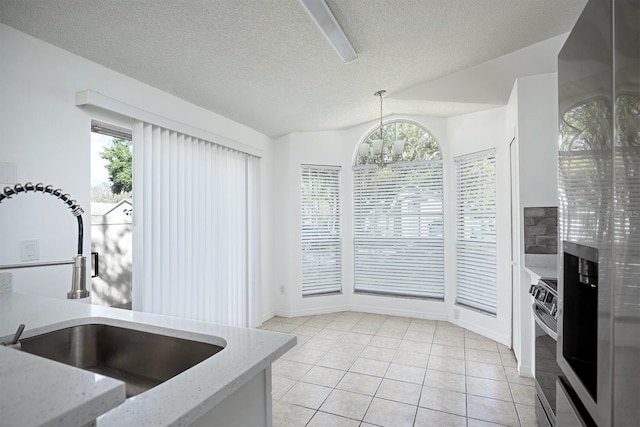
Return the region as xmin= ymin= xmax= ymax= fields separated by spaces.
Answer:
xmin=0 ymin=183 xmax=90 ymax=299
xmin=1 ymin=324 xmax=25 ymax=349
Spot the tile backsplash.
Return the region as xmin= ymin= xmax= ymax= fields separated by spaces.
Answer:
xmin=524 ymin=207 xmax=558 ymax=254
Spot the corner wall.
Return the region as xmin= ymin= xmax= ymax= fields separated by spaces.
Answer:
xmin=446 ymin=107 xmax=511 ymax=344
xmin=271 ymin=111 xmax=513 ymax=344
xmin=507 ymin=72 xmax=559 ymax=375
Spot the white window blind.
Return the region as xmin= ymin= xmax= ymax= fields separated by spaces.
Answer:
xmin=132 ymin=121 xmax=261 ymax=327
xmin=455 ymin=149 xmax=497 ymax=315
xmin=353 ymin=163 xmax=444 ymax=298
xmin=301 ymin=165 xmax=342 ymax=296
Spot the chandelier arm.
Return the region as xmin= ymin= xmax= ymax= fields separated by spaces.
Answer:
xmin=403 ymin=140 xmax=419 ymax=161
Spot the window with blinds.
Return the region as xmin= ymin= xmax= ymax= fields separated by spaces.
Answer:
xmin=353 ymin=163 xmax=444 ymax=298
xmin=301 ymin=165 xmax=342 ymax=296
xmin=455 ymin=149 xmax=497 ymax=315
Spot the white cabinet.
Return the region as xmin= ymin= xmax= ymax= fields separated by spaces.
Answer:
xmin=191 ymin=367 xmax=273 ymax=427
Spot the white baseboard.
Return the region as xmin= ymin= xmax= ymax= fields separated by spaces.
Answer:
xmin=273 ymin=304 xmax=447 ymax=322
xmin=274 ymin=303 xmax=351 ymax=318
xmin=451 ymin=318 xmax=511 ymax=347
xmin=349 ymin=304 xmax=448 ymax=321
xmin=261 ymin=311 xmax=276 ymax=324
xmin=518 ymin=363 xmax=534 ymax=377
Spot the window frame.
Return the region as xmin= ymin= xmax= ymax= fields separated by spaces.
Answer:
xmin=454 ymin=148 xmax=498 ymax=316
xmin=300 ymin=164 xmax=343 ymax=296
xmin=352 ymin=121 xmax=444 ymax=299
xmin=355 ymin=119 xmax=442 ymax=167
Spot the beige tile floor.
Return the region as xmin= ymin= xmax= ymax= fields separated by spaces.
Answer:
xmin=260 ymin=311 xmax=538 ymax=427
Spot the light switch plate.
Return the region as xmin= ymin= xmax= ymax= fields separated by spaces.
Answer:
xmin=21 ymin=240 xmax=40 ymax=261
xmin=0 ymin=273 xmax=12 ymax=293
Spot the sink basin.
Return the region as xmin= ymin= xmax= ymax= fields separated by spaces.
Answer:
xmin=20 ymin=323 xmax=224 ymax=397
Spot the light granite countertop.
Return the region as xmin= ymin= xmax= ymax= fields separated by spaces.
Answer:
xmin=523 ymin=265 xmax=557 ymax=281
xmin=0 ymin=292 xmax=295 ymax=427
xmin=524 ymin=254 xmax=558 ymax=281
xmin=0 ymin=345 xmax=125 ymax=427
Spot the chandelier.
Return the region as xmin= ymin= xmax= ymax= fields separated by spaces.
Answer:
xmin=358 ymin=90 xmax=408 ymax=168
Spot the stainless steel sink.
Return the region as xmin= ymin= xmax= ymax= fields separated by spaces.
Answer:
xmin=20 ymin=324 xmax=224 ymax=397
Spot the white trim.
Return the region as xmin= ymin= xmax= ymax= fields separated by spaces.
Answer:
xmin=454 ymin=150 xmax=498 ymax=315
xmin=454 ymin=148 xmax=496 ymax=163
xmin=261 ymin=311 xmax=276 ymax=324
xmin=274 ymin=305 xmax=448 ymax=321
xmin=353 ymin=159 xmax=443 ymax=171
xmin=349 ymin=305 xmax=448 ymax=321
xmin=518 ymin=363 xmax=534 ymax=378
xmin=451 ymin=317 xmax=510 ymax=347
xmin=301 ymin=163 xmax=342 ymax=170
xmin=76 ymin=90 xmax=263 ymax=158
xmin=300 ymin=164 xmax=342 ymax=296
xmin=275 ymin=303 xmax=351 ymax=318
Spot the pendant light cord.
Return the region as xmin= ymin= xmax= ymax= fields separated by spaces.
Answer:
xmin=375 ymin=90 xmax=386 ymax=139
xmin=374 ymin=90 xmax=386 ymax=167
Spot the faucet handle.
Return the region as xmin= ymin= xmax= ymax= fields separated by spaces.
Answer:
xmin=2 ymin=323 xmax=25 ymax=347
xmin=11 ymin=324 xmax=25 ymax=344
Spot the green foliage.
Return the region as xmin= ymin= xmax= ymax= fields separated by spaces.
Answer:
xmin=561 ymin=96 xmax=640 ymax=151
xmin=616 ymin=95 xmax=640 ymax=147
xmin=560 ymin=98 xmax=611 ymax=151
xmin=357 ymin=121 xmax=441 ymax=166
xmin=101 ymin=138 xmax=132 ymax=194
xmin=91 ymin=182 xmax=131 ymax=203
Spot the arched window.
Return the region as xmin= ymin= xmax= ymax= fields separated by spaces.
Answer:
xmin=356 ymin=120 xmax=441 ymax=166
xmin=353 ymin=121 xmax=445 ymax=299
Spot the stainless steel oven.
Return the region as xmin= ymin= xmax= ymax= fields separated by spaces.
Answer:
xmin=530 ymin=278 xmax=562 ymax=427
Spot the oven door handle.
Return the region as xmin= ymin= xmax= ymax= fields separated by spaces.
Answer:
xmin=532 ymin=303 xmax=558 ymax=341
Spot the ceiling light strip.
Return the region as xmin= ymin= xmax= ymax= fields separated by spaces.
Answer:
xmin=299 ymin=0 xmax=358 ymax=63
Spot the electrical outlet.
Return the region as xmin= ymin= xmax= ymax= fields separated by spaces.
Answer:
xmin=454 ymin=309 xmax=460 ymax=319
xmin=0 ymin=272 xmax=12 ymax=293
xmin=280 ymin=285 xmax=285 ymax=295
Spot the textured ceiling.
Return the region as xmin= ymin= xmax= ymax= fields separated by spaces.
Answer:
xmin=0 ymin=0 xmax=587 ymax=137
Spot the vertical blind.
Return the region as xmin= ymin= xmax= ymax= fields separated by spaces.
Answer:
xmin=301 ymin=165 xmax=342 ymax=296
xmin=455 ymin=149 xmax=497 ymax=315
xmin=353 ymin=163 xmax=444 ymax=298
xmin=132 ymin=121 xmax=261 ymax=327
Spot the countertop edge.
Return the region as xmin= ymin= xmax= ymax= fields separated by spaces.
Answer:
xmin=0 ymin=292 xmax=295 ymax=427
xmin=0 ymin=345 xmax=126 ymax=427
xmin=523 ymin=265 xmax=557 ymax=281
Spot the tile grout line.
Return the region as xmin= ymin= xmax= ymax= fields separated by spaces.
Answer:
xmin=267 ymin=312 xmax=536 ymax=427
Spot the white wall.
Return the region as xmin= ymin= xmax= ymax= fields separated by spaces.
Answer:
xmin=517 ymin=73 xmax=558 ymax=208
xmin=507 ymin=72 xmax=559 ymax=375
xmin=273 ymin=131 xmax=352 ymax=317
xmin=0 ymin=24 xmax=559 ymax=343
xmin=446 ymin=107 xmax=511 ymax=344
xmin=271 ymin=112 xmax=514 ymax=343
xmin=507 ymin=81 xmax=522 ymax=365
xmin=0 ymin=25 xmax=276 ymax=318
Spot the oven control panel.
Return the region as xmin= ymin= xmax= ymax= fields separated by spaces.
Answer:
xmin=529 ymin=279 xmax=558 ymax=320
